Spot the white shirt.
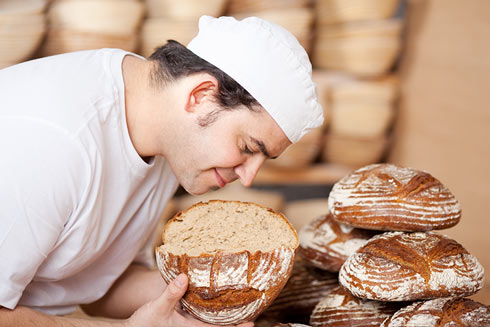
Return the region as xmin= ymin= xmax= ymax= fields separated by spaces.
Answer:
xmin=0 ymin=49 xmax=179 ymax=315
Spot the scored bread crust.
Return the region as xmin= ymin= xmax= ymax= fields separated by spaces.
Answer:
xmin=339 ymin=232 xmax=485 ymax=301
xmin=310 ymin=286 xmax=402 ymax=327
xmin=381 ymin=297 xmax=490 ymax=327
xmin=155 ymin=200 xmax=299 ymax=325
xmin=328 ymin=163 xmax=461 ymax=231
xmin=299 ymin=213 xmax=377 ymax=272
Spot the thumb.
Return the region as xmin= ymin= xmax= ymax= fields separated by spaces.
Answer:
xmin=156 ymin=273 xmax=188 ymax=315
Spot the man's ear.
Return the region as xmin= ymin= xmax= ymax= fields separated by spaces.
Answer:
xmin=185 ymin=76 xmax=218 ymax=113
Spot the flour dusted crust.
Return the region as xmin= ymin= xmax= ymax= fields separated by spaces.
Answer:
xmin=261 ymin=259 xmax=339 ymax=322
xmin=328 ymin=163 xmax=461 ymax=231
xmin=155 ymin=200 xmax=299 ymax=325
xmin=310 ymin=286 xmax=402 ymax=327
xmin=339 ymin=232 xmax=485 ymax=301
xmin=381 ymin=297 xmax=490 ymax=327
xmin=299 ymin=213 xmax=377 ymax=271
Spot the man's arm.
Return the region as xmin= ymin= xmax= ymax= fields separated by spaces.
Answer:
xmin=0 ymin=274 xmax=251 ymax=327
xmin=0 ymin=306 xmax=120 ymax=327
xmin=81 ymin=264 xmax=165 ymax=319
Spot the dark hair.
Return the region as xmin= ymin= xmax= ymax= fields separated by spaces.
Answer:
xmin=149 ymin=40 xmax=260 ymax=112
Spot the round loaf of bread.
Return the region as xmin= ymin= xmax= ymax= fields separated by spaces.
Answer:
xmin=310 ymin=286 xmax=402 ymax=327
xmin=155 ymin=200 xmax=299 ymax=325
xmin=381 ymin=297 xmax=490 ymax=327
xmin=299 ymin=213 xmax=378 ymax=271
xmin=328 ymin=163 xmax=461 ymax=231
xmin=339 ymin=232 xmax=485 ymax=301
xmin=261 ymin=258 xmax=339 ymax=323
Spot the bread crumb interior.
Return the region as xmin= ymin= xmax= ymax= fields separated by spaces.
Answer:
xmin=161 ymin=201 xmax=298 ymax=256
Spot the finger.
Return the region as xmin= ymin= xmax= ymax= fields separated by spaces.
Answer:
xmin=155 ymin=273 xmax=188 ymax=315
xmin=236 ymin=322 xmax=254 ymax=327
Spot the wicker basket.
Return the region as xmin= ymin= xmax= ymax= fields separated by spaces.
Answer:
xmin=316 ymin=0 xmax=400 ymax=24
xmin=321 ymin=133 xmax=390 ymax=167
xmin=329 ymin=101 xmax=394 ymax=138
xmin=313 ymin=19 xmax=403 ymax=76
xmin=40 ymin=29 xmax=139 ymax=56
xmin=0 ymin=0 xmax=47 ymax=65
xmin=140 ymin=17 xmax=199 ymax=57
xmin=227 ymin=0 xmax=311 ymax=15
xmin=265 ymin=126 xmax=324 ymax=170
xmin=146 ymin=0 xmax=227 ymax=19
xmin=48 ymin=0 xmax=144 ymax=36
xmin=233 ymin=8 xmax=315 ymax=53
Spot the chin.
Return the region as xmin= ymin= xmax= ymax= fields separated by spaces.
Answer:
xmin=182 ymin=184 xmax=217 ymax=196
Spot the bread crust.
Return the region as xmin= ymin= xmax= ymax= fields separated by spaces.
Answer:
xmin=328 ymin=163 xmax=461 ymax=231
xmin=310 ymin=286 xmax=402 ymax=327
xmin=299 ymin=213 xmax=378 ymax=271
xmin=339 ymin=232 xmax=485 ymax=301
xmin=381 ymin=297 xmax=490 ymax=327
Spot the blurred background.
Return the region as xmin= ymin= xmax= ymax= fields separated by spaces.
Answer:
xmin=2 ymin=0 xmax=489 ymax=305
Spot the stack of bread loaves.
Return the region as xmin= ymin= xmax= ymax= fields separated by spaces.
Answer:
xmin=155 ymin=200 xmax=299 ymax=325
xmin=320 ymin=163 xmax=486 ymax=326
xmin=256 ymin=162 xmax=488 ymax=326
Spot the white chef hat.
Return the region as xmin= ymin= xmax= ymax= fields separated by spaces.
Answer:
xmin=187 ymin=15 xmax=324 ymax=143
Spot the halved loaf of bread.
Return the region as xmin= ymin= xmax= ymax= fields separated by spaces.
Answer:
xmin=155 ymin=200 xmax=299 ymax=325
xmin=339 ymin=232 xmax=485 ymax=301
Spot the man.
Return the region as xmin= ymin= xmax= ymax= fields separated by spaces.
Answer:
xmin=0 ymin=16 xmax=323 ymax=326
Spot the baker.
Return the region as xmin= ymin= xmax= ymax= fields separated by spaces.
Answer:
xmin=0 ymin=15 xmax=323 ymax=326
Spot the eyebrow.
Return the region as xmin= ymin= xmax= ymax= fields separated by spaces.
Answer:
xmin=251 ymin=137 xmax=277 ymax=159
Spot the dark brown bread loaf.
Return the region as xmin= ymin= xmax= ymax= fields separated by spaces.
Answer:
xmin=298 ymin=213 xmax=378 ymax=271
xmin=310 ymin=286 xmax=402 ymax=327
xmin=328 ymin=163 xmax=461 ymax=231
xmin=381 ymin=297 xmax=490 ymax=327
xmin=339 ymin=232 xmax=485 ymax=301
xmin=260 ymin=259 xmax=339 ymax=323
xmin=155 ymin=200 xmax=298 ymax=325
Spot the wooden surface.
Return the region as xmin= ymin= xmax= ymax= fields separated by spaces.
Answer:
xmin=389 ymin=0 xmax=490 ymax=304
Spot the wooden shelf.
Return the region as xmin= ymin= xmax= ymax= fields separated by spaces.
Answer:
xmin=253 ymin=163 xmax=354 ymax=185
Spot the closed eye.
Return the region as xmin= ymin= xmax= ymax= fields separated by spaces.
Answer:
xmin=242 ymin=145 xmax=253 ymax=155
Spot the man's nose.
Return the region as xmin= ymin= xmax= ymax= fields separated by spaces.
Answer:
xmin=234 ymin=154 xmax=266 ymax=187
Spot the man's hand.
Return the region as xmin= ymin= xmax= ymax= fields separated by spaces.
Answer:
xmin=125 ymin=274 xmax=254 ymax=327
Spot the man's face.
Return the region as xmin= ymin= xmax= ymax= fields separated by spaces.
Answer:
xmin=168 ymin=105 xmax=291 ymax=195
